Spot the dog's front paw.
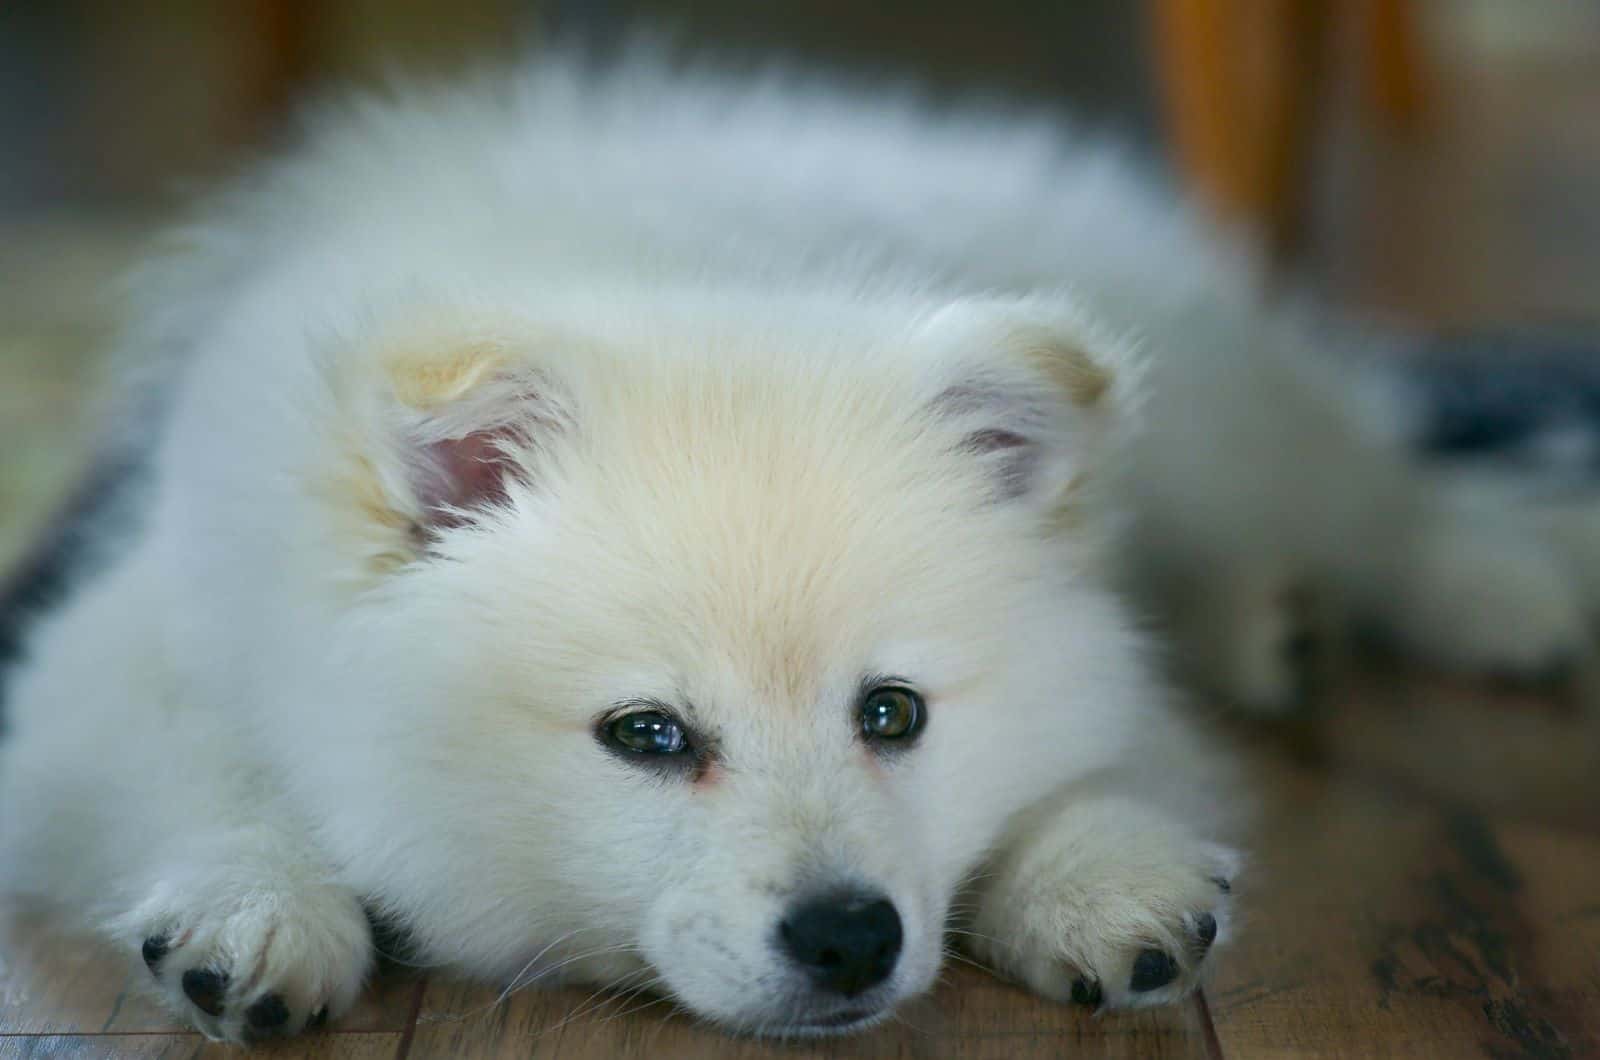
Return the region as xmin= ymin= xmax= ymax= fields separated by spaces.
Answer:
xmin=115 ymin=873 xmax=373 ymax=1042
xmin=965 ymin=805 xmax=1239 ymax=1009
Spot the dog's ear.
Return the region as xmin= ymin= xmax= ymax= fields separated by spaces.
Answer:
xmin=919 ymin=297 xmax=1139 ymax=511
xmin=383 ymin=343 xmax=571 ymax=535
xmin=323 ymin=329 xmax=576 ymax=572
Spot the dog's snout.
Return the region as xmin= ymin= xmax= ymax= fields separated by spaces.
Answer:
xmin=778 ymin=890 xmax=903 ymax=996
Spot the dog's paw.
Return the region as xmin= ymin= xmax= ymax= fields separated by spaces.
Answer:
xmin=1178 ymin=565 xmax=1322 ymax=715
xmin=116 ymin=875 xmax=373 ymax=1042
xmin=1389 ymin=520 xmax=1586 ymax=682
xmin=966 ymin=810 xmax=1239 ymax=1009
xmin=1216 ymin=585 xmax=1320 ymax=716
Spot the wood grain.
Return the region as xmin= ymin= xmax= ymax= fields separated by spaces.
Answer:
xmin=0 ymin=908 xmax=184 ymax=1037
xmin=0 ymin=1036 xmax=405 ymax=1059
xmin=1282 ymin=669 xmax=1600 ymax=834
xmin=407 ymin=966 xmax=1214 ymax=1059
xmin=0 ymin=1039 xmax=202 ymax=1060
xmin=1206 ymin=750 xmax=1599 ymax=1059
xmin=1495 ymin=824 xmax=1600 ymax=1057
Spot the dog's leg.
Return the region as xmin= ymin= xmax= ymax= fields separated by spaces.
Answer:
xmin=1369 ymin=507 xmax=1586 ymax=682
xmin=1171 ymin=559 xmax=1320 ymax=715
xmin=1537 ymin=499 xmax=1600 ymax=622
xmin=0 ymin=563 xmax=372 ymax=1043
xmin=960 ymin=791 xmax=1239 ymax=1009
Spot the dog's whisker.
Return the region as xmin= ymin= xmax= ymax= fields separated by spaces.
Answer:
xmin=889 ymin=1007 xmax=934 ymax=1036
xmin=492 ymin=928 xmax=589 ymax=1005
xmin=597 ymin=978 xmax=670 ymax=1025
xmin=507 ymin=940 xmax=645 ymax=996
xmin=534 ymin=965 xmax=662 ymax=1036
xmin=435 ymin=933 xmax=644 ymax=1023
xmin=940 ymin=945 xmax=994 ymax=973
xmin=943 ymin=926 xmax=1007 ymax=948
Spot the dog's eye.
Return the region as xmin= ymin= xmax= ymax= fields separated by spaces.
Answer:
xmin=604 ymin=710 xmax=690 ymax=756
xmin=860 ymin=686 xmax=924 ymax=743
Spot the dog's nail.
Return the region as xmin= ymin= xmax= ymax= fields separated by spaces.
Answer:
xmin=141 ymin=935 xmax=170 ymax=972
xmin=1129 ymin=949 xmax=1178 ymax=992
xmin=181 ymin=968 xmax=228 ymax=1016
xmin=1211 ymin=876 xmax=1232 ymax=894
xmin=1192 ymin=912 xmax=1218 ymax=952
xmin=308 ymin=1005 xmax=330 ymax=1029
xmin=1070 ymin=977 xmax=1102 ymax=1005
xmin=245 ymin=992 xmax=290 ymax=1031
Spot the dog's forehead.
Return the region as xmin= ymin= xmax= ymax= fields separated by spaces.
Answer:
xmin=563 ymin=482 xmax=926 ymax=705
xmin=525 ymin=360 xmax=1012 ymax=702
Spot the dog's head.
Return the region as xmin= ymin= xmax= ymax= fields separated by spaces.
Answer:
xmin=297 ymin=292 xmax=1150 ymax=1033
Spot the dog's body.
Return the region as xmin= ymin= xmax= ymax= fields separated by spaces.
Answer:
xmin=1 ymin=54 xmax=1590 ymax=1042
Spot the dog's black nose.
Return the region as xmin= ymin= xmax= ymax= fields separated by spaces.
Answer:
xmin=779 ymin=890 xmax=903 ymax=996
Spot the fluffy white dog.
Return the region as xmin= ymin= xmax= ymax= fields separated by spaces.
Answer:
xmin=0 ymin=51 xmax=1587 ymax=1043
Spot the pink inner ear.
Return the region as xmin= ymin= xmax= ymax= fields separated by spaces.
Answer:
xmin=417 ymin=428 xmax=521 ymax=531
xmin=964 ymin=428 xmax=1030 ymax=453
xmin=963 ymin=428 xmax=1038 ymax=500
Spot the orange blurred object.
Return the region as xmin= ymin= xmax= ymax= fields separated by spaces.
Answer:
xmin=1149 ymin=0 xmax=1427 ymax=253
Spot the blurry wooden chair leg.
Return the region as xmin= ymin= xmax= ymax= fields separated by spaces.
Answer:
xmin=1363 ymin=0 xmax=1427 ymax=132
xmin=1148 ymin=0 xmax=1330 ymax=258
xmin=225 ymin=0 xmax=317 ymax=146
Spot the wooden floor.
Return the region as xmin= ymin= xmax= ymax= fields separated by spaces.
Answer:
xmin=4 ymin=9 xmax=1600 ymax=1060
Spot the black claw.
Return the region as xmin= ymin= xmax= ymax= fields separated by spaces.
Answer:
xmin=141 ymin=935 xmax=170 ymax=972
xmin=1129 ymin=948 xmax=1179 ymax=993
xmin=181 ymin=967 xmax=229 ymax=1016
xmin=1070 ymin=977 xmax=1103 ymax=1006
xmin=1192 ymin=912 xmax=1218 ymax=952
xmin=308 ymin=1005 xmax=330 ymax=1029
xmin=1211 ymin=876 xmax=1232 ymax=894
xmin=245 ymin=992 xmax=290 ymax=1031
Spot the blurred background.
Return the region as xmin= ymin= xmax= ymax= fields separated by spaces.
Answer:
xmin=3 ymin=0 xmax=1600 ymax=568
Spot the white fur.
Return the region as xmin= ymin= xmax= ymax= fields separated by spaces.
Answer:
xmin=0 ymin=50 xmax=1588 ymax=1042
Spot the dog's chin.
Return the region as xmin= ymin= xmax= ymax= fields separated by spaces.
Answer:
xmin=709 ymin=998 xmax=897 ymax=1039
xmin=660 ymin=936 xmax=935 ymax=1038
xmin=775 ymin=1006 xmax=894 ymax=1037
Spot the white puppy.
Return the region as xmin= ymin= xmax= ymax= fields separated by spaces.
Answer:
xmin=0 ymin=51 xmax=1584 ymax=1043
